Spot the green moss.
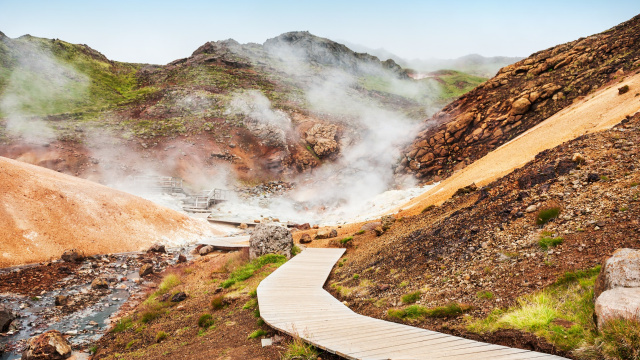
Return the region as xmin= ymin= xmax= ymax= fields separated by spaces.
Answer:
xmin=247 ymin=329 xmax=267 ymax=339
xmin=477 ymin=290 xmax=494 ymax=300
xmin=340 ymin=236 xmax=353 ymax=245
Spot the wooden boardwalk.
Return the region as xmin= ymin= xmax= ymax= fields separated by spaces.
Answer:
xmin=199 ymin=236 xmax=250 ymax=250
xmin=257 ymin=248 xmax=568 ymax=360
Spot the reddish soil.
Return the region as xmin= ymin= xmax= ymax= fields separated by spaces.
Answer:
xmin=0 ymin=156 xmax=219 ymax=267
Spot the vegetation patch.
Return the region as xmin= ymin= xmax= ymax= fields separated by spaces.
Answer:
xmin=282 ymin=337 xmax=319 ymax=360
xmin=401 ymin=291 xmax=422 ymax=304
xmin=221 ymin=254 xmax=286 ymax=288
xmin=477 ymin=290 xmax=494 ymax=300
xmin=339 ymin=236 xmax=353 ymax=245
xmin=539 ymin=236 xmax=564 ymax=250
xmin=247 ymin=329 xmax=267 ymax=339
xmin=466 ymin=266 xmax=612 ymax=355
xmin=388 ymin=302 xmax=472 ymax=320
xmin=198 ymin=314 xmax=215 ymax=328
xmin=536 ymin=207 xmax=561 ymax=225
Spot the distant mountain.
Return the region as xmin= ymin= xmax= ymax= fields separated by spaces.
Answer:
xmin=340 ymin=41 xmax=522 ymax=78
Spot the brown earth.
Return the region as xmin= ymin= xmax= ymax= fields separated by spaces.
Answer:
xmin=0 ymin=156 xmax=221 ymax=267
xmin=399 ymin=13 xmax=640 ymax=183
xmin=322 ymin=112 xmax=640 ymax=356
xmin=92 ymin=251 xmax=342 ymax=360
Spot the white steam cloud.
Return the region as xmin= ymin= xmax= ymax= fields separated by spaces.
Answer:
xmin=0 ymin=40 xmax=88 ymax=144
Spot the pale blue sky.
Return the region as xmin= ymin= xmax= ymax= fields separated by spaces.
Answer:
xmin=1 ymin=0 xmax=639 ymax=64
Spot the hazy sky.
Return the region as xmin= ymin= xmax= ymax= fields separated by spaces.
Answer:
xmin=1 ymin=0 xmax=639 ymax=65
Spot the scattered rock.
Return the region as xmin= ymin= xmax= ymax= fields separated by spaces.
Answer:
xmin=571 ymin=153 xmax=585 ymax=163
xmin=293 ymin=223 xmax=311 ymax=230
xmin=199 ymin=246 xmax=214 ymax=256
xmin=254 ymin=219 xmax=261 ymax=224
xmin=139 ymin=264 xmax=153 ymax=277
xmin=381 ymin=215 xmax=396 ymax=230
xmin=171 ymin=292 xmax=187 ymax=302
xmin=60 ymin=249 xmax=83 ymax=263
xmin=0 ymin=305 xmax=15 ymax=333
xmin=315 ymin=228 xmax=337 ymax=239
xmin=618 ymin=85 xmax=630 ymax=95
xmin=510 ymin=97 xmax=532 ymax=115
xmin=299 ymin=234 xmax=312 ymax=244
xmin=374 ymin=226 xmax=385 ymax=236
xmin=90 ymin=278 xmax=108 ymax=289
xmin=177 ymin=254 xmax=187 ymax=263
xmin=587 ymin=173 xmax=600 ymax=182
xmin=21 ymin=330 xmax=72 ymax=360
xmin=249 ymin=224 xmax=293 ymax=259
xmin=360 ymin=222 xmax=382 ymax=232
xmin=238 ymin=223 xmax=248 ymax=229
xmin=147 ymin=244 xmax=166 ymax=254
xmin=525 ymin=205 xmax=538 ymax=213
xmin=54 ymin=296 xmax=68 ymax=307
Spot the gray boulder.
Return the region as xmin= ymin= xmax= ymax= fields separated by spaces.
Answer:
xmin=22 ymin=330 xmax=72 ymax=360
xmin=249 ymin=224 xmax=293 ymax=259
xmin=594 ymin=248 xmax=640 ymax=300
xmin=199 ymin=245 xmax=214 ymax=256
xmin=594 ymin=287 xmax=640 ymax=328
xmin=0 ymin=305 xmax=15 ymax=333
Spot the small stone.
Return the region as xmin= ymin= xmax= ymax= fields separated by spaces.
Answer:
xmin=91 ymin=278 xmax=109 ymax=289
xmin=147 ymin=244 xmax=166 ymax=254
xmin=139 ymin=264 xmax=153 ymax=277
xmin=525 ymin=205 xmax=537 ymax=213
xmin=177 ymin=254 xmax=187 ymax=263
xmin=299 ymin=234 xmax=312 ymax=244
xmin=171 ymin=292 xmax=187 ymax=302
xmin=199 ymin=246 xmax=214 ymax=256
xmin=61 ymin=249 xmax=84 ymax=263
xmin=239 ymin=223 xmax=248 ymax=229
xmin=22 ymin=330 xmax=72 ymax=360
xmin=571 ymin=153 xmax=585 ymax=163
xmin=54 ymin=295 xmax=68 ymax=306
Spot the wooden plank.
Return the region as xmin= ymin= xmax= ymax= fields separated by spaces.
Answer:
xmin=257 ymin=248 xmax=569 ymax=360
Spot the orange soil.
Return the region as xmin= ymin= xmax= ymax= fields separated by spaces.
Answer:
xmin=396 ymin=72 xmax=640 ymax=217
xmin=0 ymin=156 xmax=222 ymax=267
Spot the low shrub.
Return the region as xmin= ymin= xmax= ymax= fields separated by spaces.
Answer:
xmin=158 ymin=274 xmax=181 ymax=294
xmin=140 ymin=310 xmax=161 ymax=324
xmin=539 ymin=236 xmax=564 ymax=250
xmin=401 ymin=291 xmax=421 ymax=304
xmin=198 ymin=313 xmax=215 ymax=328
xmin=155 ymin=331 xmax=168 ymax=342
xmin=536 ymin=207 xmax=561 ymax=225
xmin=211 ymin=295 xmax=225 ymax=310
xmin=111 ymin=317 xmax=133 ymax=333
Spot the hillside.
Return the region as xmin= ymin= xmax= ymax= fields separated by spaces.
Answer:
xmin=0 ymin=31 xmax=483 ymax=186
xmin=398 ymin=14 xmax=640 ymax=184
xmin=0 ymin=156 xmax=218 ymax=266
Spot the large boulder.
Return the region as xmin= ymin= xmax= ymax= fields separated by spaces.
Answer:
xmin=0 ymin=305 xmax=15 ymax=333
xmin=249 ymin=224 xmax=293 ymax=259
xmin=594 ymin=288 xmax=640 ymax=328
xmin=22 ymin=330 xmax=72 ymax=360
xmin=593 ymin=248 xmax=640 ymax=329
xmin=60 ymin=249 xmax=83 ymax=263
xmin=594 ymin=248 xmax=640 ymax=300
xmin=305 ymin=124 xmax=338 ymax=156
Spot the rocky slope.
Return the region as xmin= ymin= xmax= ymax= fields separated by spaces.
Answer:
xmin=328 ymin=111 xmax=640 ymax=358
xmin=399 ymin=14 xmax=640 ymax=183
xmin=0 ymin=31 xmax=483 ymax=186
xmin=0 ymin=156 xmax=217 ymax=266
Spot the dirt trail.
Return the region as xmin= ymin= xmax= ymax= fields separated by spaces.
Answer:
xmin=397 ymin=73 xmax=640 ymax=216
xmin=0 ymin=156 xmax=222 ymax=267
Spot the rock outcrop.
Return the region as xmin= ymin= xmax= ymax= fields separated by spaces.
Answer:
xmin=399 ymin=14 xmax=640 ymax=182
xmin=61 ymin=249 xmax=84 ymax=263
xmin=249 ymin=224 xmax=293 ymax=259
xmin=22 ymin=330 xmax=72 ymax=360
xmin=594 ymin=248 xmax=640 ymax=328
xmin=305 ymin=123 xmax=339 ymax=157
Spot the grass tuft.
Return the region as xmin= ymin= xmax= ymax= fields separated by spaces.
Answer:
xmin=111 ymin=317 xmax=133 ymax=333
xmin=600 ymin=318 xmax=640 ymax=359
xmin=282 ymin=337 xmax=319 ymax=360
xmin=539 ymin=236 xmax=564 ymax=250
xmin=221 ymin=254 xmax=286 ymax=288
xmin=155 ymin=331 xmax=168 ymax=343
xmin=198 ymin=313 xmax=215 ymax=328
xmin=401 ymin=291 xmax=421 ymax=304
xmin=247 ymin=329 xmax=267 ymax=339
xmin=477 ymin=290 xmax=494 ymax=300
xmin=388 ymin=302 xmax=471 ymax=320
xmin=536 ymin=207 xmax=561 ymax=225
